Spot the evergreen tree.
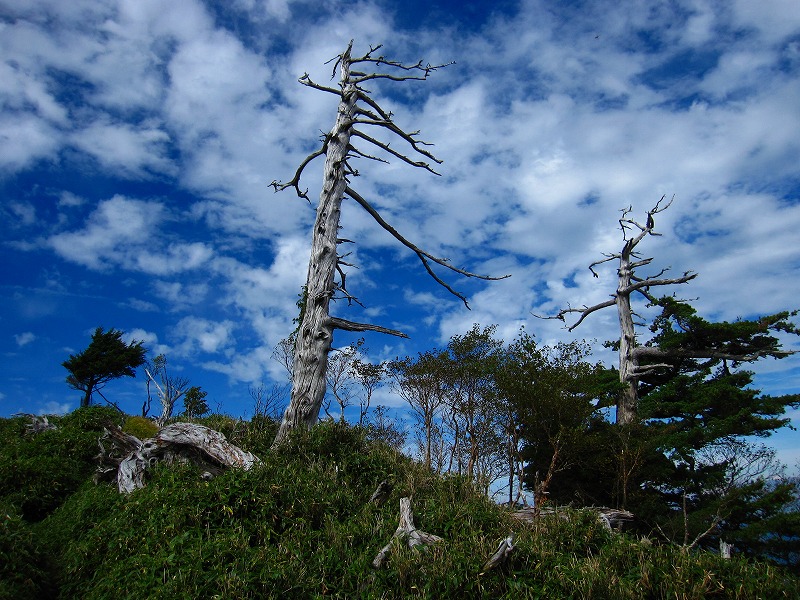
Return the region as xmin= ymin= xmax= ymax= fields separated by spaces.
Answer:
xmin=183 ymin=386 xmax=209 ymax=419
xmin=631 ymin=300 xmax=800 ymax=559
xmin=63 ymin=327 xmax=147 ymax=408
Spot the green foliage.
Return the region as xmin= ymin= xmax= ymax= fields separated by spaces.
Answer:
xmin=63 ymin=326 xmax=148 ymax=407
xmin=499 ymin=332 xmax=620 ymax=505
xmin=2 ymin=417 xmax=789 ymax=599
xmin=0 ymin=509 xmax=51 ymax=600
xmin=122 ymin=415 xmax=159 ymax=440
xmin=182 ymin=386 xmax=210 ymax=419
xmin=628 ymin=301 xmax=800 ymax=558
xmin=0 ymin=407 xmax=123 ymax=521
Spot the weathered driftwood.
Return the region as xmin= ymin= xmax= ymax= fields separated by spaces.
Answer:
xmin=14 ymin=413 xmax=58 ymax=435
xmin=368 ymin=479 xmax=393 ymax=506
xmin=98 ymin=422 xmax=260 ymax=493
xmin=511 ymin=506 xmax=634 ymax=531
xmin=480 ymin=533 xmax=516 ymax=574
xmin=372 ymin=497 xmax=443 ymax=568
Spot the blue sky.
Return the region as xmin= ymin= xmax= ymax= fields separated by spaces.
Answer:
xmin=1 ymin=0 xmax=799 ymax=465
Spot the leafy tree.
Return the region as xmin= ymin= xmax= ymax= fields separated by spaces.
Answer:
xmin=388 ymin=349 xmax=450 ymax=471
xmin=352 ymin=356 xmax=386 ymax=426
xmin=183 ymin=386 xmax=209 ymax=419
xmin=63 ymin=327 xmax=147 ymax=408
xmin=498 ymin=333 xmax=619 ymax=506
xmin=445 ymin=324 xmax=506 ymax=488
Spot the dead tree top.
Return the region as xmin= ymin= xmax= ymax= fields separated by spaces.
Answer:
xmin=271 ymin=40 xmax=508 ymax=310
xmin=538 ymin=196 xmax=697 ymax=331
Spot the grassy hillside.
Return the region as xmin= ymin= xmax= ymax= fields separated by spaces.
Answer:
xmin=2 ymin=408 xmax=798 ymax=599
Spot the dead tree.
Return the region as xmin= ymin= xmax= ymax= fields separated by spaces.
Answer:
xmin=543 ymin=197 xmax=696 ymax=425
xmin=144 ymin=355 xmax=191 ymax=427
xmin=371 ymin=496 xmax=443 ymax=568
xmin=271 ymin=41 xmax=508 ymax=446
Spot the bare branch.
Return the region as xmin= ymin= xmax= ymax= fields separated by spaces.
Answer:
xmin=351 ymin=129 xmax=441 ymax=174
xmin=298 ymin=73 xmax=341 ymax=95
xmin=623 ymin=272 xmax=698 ymax=295
xmin=536 ymin=297 xmax=618 ymax=331
xmin=346 ymin=186 xmax=510 ymax=308
xmin=328 ymin=316 xmax=408 ymax=338
xmin=270 ymin=146 xmax=326 ymax=201
xmin=347 ymin=143 xmax=390 ymax=165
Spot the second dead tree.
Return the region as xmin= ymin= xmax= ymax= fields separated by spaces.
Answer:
xmin=271 ymin=41 xmax=507 ymax=446
xmin=546 ymin=197 xmax=696 ymax=425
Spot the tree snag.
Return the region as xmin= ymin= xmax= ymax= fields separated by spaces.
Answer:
xmin=372 ymin=496 xmax=443 ymax=568
xmin=540 ymin=197 xmax=696 ymax=424
xmin=271 ymin=41 xmax=508 ymax=446
xmin=541 ymin=198 xmax=797 ymax=426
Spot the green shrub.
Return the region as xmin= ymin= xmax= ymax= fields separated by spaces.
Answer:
xmin=0 ymin=407 xmax=124 ymax=521
xmin=8 ymin=417 xmax=800 ymax=599
xmin=0 ymin=510 xmax=53 ymax=600
xmin=122 ymin=415 xmax=159 ymax=440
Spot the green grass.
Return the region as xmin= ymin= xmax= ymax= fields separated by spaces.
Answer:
xmin=1 ymin=412 xmax=798 ymax=599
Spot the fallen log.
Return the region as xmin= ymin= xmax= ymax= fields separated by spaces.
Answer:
xmin=510 ymin=506 xmax=634 ymax=531
xmin=372 ymin=497 xmax=443 ymax=568
xmin=98 ymin=422 xmax=260 ymax=493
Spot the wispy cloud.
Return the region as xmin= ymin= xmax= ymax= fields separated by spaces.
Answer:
xmin=14 ymin=332 xmax=36 ymax=347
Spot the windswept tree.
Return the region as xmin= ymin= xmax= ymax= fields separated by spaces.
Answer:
xmin=271 ymin=41 xmax=507 ymax=446
xmin=63 ymin=327 xmax=147 ymax=408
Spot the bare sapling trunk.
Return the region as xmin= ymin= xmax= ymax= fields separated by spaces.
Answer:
xmin=271 ymin=41 xmax=508 ymax=446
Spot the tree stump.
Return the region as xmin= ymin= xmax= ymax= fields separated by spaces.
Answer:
xmin=372 ymin=497 xmax=443 ymax=568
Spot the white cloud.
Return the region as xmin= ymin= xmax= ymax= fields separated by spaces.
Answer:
xmin=122 ymin=327 xmax=172 ymax=357
xmin=49 ymin=195 xmax=162 ymax=270
xmin=2 ymin=0 xmax=800 ymax=424
xmin=48 ymin=195 xmax=216 ymax=276
xmin=174 ymin=317 xmax=235 ymax=356
xmin=14 ymin=332 xmax=36 ymax=347
xmin=37 ymin=401 xmax=72 ymax=416
xmin=69 ymin=119 xmax=174 ymax=177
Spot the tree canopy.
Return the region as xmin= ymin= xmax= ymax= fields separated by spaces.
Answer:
xmin=62 ymin=327 xmax=147 ymax=408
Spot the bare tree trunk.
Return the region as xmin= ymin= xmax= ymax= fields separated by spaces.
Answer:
xmin=372 ymin=497 xmax=443 ymax=568
xmin=616 ymin=245 xmax=639 ymax=425
xmin=270 ymin=42 xmax=507 ymax=447
xmin=542 ymin=198 xmax=696 ymax=424
xmin=275 ymin=50 xmax=357 ymax=442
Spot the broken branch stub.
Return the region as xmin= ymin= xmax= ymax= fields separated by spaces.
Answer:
xmin=480 ymin=533 xmax=516 ymax=574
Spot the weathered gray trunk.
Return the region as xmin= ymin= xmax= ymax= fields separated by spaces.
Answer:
xmin=270 ymin=43 xmax=504 ymax=447
xmin=616 ymin=244 xmax=639 ymax=426
xmin=274 ymin=48 xmax=356 ymax=445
